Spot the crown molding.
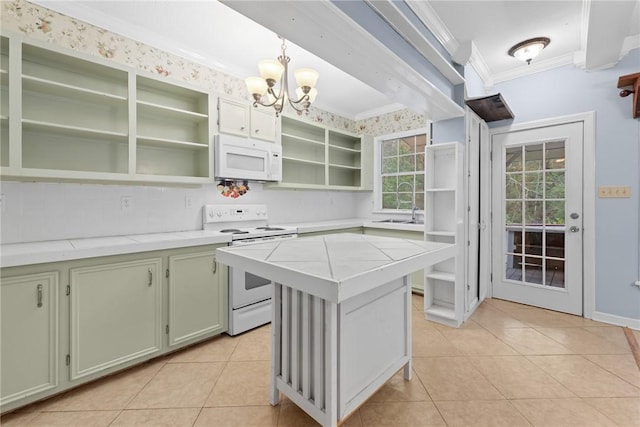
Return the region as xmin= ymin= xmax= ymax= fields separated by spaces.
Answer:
xmin=405 ymin=1 xmax=459 ymax=54
xmin=491 ymin=52 xmax=576 ymax=85
xmin=467 ymin=42 xmax=495 ymax=90
xmin=621 ymin=35 xmax=640 ymax=58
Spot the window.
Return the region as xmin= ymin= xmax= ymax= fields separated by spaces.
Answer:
xmin=378 ymin=131 xmax=427 ymax=210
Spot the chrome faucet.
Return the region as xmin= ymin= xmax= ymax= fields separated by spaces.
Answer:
xmin=396 ymin=181 xmax=418 ymax=221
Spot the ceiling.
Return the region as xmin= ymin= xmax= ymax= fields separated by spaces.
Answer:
xmin=34 ymin=0 xmax=640 ymax=120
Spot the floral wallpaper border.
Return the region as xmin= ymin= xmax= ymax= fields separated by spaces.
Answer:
xmin=2 ymin=0 xmax=426 ymax=136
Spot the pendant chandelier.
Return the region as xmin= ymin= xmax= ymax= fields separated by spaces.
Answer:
xmin=245 ymin=36 xmax=319 ymax=116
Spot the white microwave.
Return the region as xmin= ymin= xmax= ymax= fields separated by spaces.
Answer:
xmin=214 ymin=134 xmax=282 ymax=182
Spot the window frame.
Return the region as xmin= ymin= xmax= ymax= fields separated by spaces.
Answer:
xmin=373 ymin=127 xmax=430 ymax=213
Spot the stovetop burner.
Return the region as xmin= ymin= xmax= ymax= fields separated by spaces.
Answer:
xmin=220 ymin=229 xmax=250 ymax=234
xmin=256 ymin=226 xmax=285 ymax=231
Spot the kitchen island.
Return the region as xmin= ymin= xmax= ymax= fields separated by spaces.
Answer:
xmin=216 ymin=233 xmax=454 ymax=427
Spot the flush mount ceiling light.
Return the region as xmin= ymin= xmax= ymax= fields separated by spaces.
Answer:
xmin=508 ymin=37 xmax=550 ymax=65
xmin=245 ymin=36 xmax=318 ymax=116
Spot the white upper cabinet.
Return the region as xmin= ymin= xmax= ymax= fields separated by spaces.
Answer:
xmin=218 ymin=96 xmax=277 ymax=142
xmin=1 ymin=33 xmax=214 ymax=184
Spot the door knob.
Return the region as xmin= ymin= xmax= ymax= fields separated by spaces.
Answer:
xmin=569 ymin=226 xmax=580 ymax=232
xmin=570 ymin=213 xmax=580 ymax=219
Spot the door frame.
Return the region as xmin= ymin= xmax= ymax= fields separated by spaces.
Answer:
xmin=484 ymin=112 xmax=596 ymax=319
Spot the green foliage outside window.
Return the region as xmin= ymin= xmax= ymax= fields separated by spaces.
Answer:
xmin=504 ymin=142 xmax=566 ymax=226
xmin=380 ymin=134 xmax=426 ymax=210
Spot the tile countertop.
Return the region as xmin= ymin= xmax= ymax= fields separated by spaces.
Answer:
xmin=216 ymin=233 xmax=454 ymax=303
xmin=0 ymin=231 xmax=232 ymax=268
xmin=0 ymin=218 xmax=423 ymax=268
xmin=288 ymin=218 xmax=425 ymax=234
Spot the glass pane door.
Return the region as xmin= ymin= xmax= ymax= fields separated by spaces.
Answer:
xmin=504 ymin=141 xmax=566 ymax=288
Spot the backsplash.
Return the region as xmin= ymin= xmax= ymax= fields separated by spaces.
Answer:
xmin=0 ymin=181 xmax=363 ymax=244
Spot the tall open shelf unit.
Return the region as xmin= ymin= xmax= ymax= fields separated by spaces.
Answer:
xmin=274 ymin=115 xmax=371 ymax=190
xmin=1 ymin=36 xmax=10 ymax=169
xmin=1 ymin=33 xmax=214 ymax=184
xmin=424 ymin=142 xmax=465 ymax=327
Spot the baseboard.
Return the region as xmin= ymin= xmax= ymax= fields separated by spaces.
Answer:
xmin=591 ymin=311 xmax=640 ymax=330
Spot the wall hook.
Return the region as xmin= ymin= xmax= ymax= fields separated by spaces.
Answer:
xmin=617 ymin=72 xmax=640 ymax=118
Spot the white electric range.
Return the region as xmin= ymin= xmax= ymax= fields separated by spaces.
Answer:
xmin=203 ymin=204 xmax=297 ymax=335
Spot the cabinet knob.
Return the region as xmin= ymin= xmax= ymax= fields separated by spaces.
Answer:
xmin=240 ymin=126 xmax=245 ymax=131
xmin=255 ymin=129 xmax=260 ymax=133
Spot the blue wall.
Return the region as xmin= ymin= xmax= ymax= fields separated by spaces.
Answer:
xmin=490 ymin=49 xmax=640 ymax=320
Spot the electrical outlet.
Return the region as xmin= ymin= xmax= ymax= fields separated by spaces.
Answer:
xmin=185 ymin=196 xmax=192 ymax=209
xmin=121 ymin=196 xmax=133 ymax=211
xmin=598 ymin=186 xmax=631 ymax=198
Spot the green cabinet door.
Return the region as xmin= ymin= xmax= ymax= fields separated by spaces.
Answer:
xmin=168 ymin=249 xmax=228 ymax=347
xmin=1 ymin=272 xmax=59 ymax=406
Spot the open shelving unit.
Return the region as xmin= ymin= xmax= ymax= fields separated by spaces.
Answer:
xmin=1 ymin=34 xmax=214 ymax=184
xmin=21 ymin=43 xmax=129 ymax=176
xmin=275 ymin=116 xmax=367 ymax=190
xmin=1 ymin=36 xmax=10 ymax=169
xmin=424 ymin=142 xmax=465 ymax=327
xmin=135 ymin=75 xmax=211 ymax=180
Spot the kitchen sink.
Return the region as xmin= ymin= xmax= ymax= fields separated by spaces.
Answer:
xmin=375 ymin=219 xmax=424 ymax=225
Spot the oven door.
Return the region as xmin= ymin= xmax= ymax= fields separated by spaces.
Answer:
xmin=228 ymin=267 xmax=273 ymax=309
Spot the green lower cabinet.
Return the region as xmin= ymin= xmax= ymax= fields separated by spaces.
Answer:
xmin=0 ymin=272 xmax=59 ymax=407
xmin=168 ymin=250 xmax=227 ymax=347
xmin=363 ymin=228 xmax=425 ymax=293
xmin=0 ymin=243 xmax=229 ymax=413
xmin=69 ymin=258 xmax=163 ymax=380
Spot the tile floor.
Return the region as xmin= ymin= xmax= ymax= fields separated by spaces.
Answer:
xmin=2 ymin=297 xmax=640 ymax=426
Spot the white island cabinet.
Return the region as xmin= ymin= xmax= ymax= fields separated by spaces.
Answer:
xmin=216 ymin=233 xmax=454 ymax=427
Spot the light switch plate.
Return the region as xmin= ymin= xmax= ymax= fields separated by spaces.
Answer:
xmin=598 ymin=186 xmax=631 ymax=198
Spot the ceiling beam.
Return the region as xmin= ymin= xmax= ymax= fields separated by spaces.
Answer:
xmin=583 ymin=0 xmax=638 ymax=69
xmin=221 ymin=0 xmax=464 ymax=121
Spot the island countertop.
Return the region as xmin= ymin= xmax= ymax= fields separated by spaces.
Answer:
xmin=216 ymin=233 xmax=454 ymax=304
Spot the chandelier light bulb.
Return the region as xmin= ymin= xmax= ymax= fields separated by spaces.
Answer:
xmin=245 ymin=76 xmax=268 ymax=97
xmin=258 ymin=59 xmax=284 ymax=83
xmin=294 ymin=68 xmax=319 ymax=89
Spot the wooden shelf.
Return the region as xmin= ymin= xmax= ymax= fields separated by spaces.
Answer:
xmin=329 ymin=163 xmax=360 ymax=170
xmin=22 ymin=119 xmax=128 ymax=139
xmin=425 ymin=304 xmax=456 ymax=320
xmin=617 ymin=72 xmax=640 ymax=118
xmin=283 ymin=156 xmax=325 ymax=167
xmin=329 ymin=143 xmax=360 ymax=153
xmin=137 ymin=135 xmax=208 ymax=149
xmin=282 ymin=132 xmax=325 ymax=146
xmin=137 ymin=100 xmax=208 ymax=120
xmin=23 ymin=74 xmax=127 ymax=105
xmin=425 ymin=271 xmax=455 ymax=282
